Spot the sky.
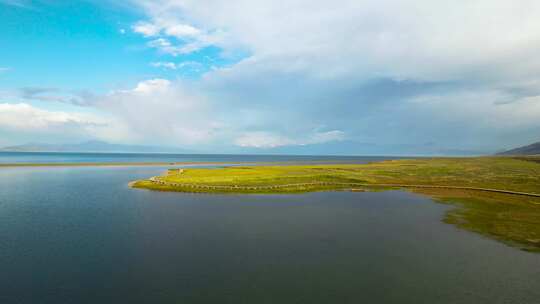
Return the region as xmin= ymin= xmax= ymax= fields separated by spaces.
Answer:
xmin=1 ymin=0 xmax=540 ymax=155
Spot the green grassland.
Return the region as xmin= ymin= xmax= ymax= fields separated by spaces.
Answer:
xmin=132 ymin=156 xmax=540 ymax=252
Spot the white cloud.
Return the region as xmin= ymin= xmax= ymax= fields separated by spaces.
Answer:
xmin=0 ymin=67 xmax=9 ymax=73
xmin=151 ymin=61 xmax=203 ymax=71
xmin=408 ymin=90 xmax=540 ymax=131
xmin=126 ymin=0 xmax=540 ymax=152
xmin=17 ymin=87 xmax=92 ymax=106
xmin=131 ymin=6 xmax=226 ymax=55
xmin=146 ymin=38 xmax=194 ymax=56
xmin=132 ymin=21 xmax=161 ymax=37
xmin=132 ymin=21 xmax=201 ymax=39
xmin=94 ymin=79 xmax=224 ymax=145
xmin=309 ymin=130 xmax=346 ymax=144
xmin=132 ymin=78 xmax=170 ymax=93
xmin=164 ymin=23 xmax=200 ymax=38
xmin=235 ymin=130 xmax=345 ymax=148
xmin=73 ymin=78 xmax=345 ymax=149
xmin=235 ymin=132 xmax=295 ymax=148
xmin=8 ymin=1 xmax=540 ymax=153
xmin=147 ymin=37 xmax=173 ymax=50
xmin=151 ymin=62 xmax=177 ymax=70
xmin=0 ymin=103 xmax=105 ymax=131
xmin=0 ymin=103 xmax=133 ymax=145
xmin=133 ymin=0 xmax=540 ymax=83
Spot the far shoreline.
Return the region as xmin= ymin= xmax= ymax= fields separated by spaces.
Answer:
xmin=0 ymin=161 xmax=244 ymax=168
xmin=0 ymin=159 xmax=381 ymax=168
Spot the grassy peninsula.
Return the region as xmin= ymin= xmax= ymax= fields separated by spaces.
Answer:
xmin=132 ymin=156 xmax=540 ymax=252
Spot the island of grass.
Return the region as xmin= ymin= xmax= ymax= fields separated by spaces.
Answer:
xmin=132 ymin=156 xmax=540 ymax=252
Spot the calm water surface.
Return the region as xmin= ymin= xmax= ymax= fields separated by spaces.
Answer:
xmin=1 ymin=166 xmax=539 ymax=303
xmin=0 ymin=152 xmax=398 ymax=164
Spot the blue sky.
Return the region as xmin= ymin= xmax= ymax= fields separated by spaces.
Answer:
xmin=1 ymin=0 xmax=540 ymax=155
xmin=0 ymin=1 xmax=236 ymax=90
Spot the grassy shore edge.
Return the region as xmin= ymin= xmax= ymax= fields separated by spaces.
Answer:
xmin=130 ymin=157 xmax=540 ymax=252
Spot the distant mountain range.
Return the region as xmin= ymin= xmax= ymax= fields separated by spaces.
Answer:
xmin=4 ymin=139 xmax=538 ymax=155
xmin=0 ymin=141 xmax=190 ymax=153
xmin=498 ymin=141 xmax=540 ymax=155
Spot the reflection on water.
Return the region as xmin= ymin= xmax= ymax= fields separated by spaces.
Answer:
xmin=0 ymin=166 xmax=539 ymax=304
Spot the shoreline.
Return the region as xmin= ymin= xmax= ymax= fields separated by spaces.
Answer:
xmin=0 ymin=159 xmax=389 ymax=168
xmin=128 ymin=158 xmax=540 ymax=252
xmin=0 ymin=161 xmax=239 ymax=168
xmin=133 ymin=177 xmax=540 ymax=198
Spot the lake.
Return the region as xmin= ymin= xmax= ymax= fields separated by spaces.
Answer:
xmin=0 ymin=152 xmax=398 ymax=164
xmin=1 ymin=165 xmax=539 ymax=303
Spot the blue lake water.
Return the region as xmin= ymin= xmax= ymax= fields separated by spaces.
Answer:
xmin=1 ymin=165 xmax=539 ymax=303
xmin=0 ymin=152 xmax=399 ymax=164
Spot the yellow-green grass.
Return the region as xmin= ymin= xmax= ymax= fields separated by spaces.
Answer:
xmin=411 ymin=188 xmax=540 ymax=252
xmin=132 ymin=157 xmax=540 ymax=252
